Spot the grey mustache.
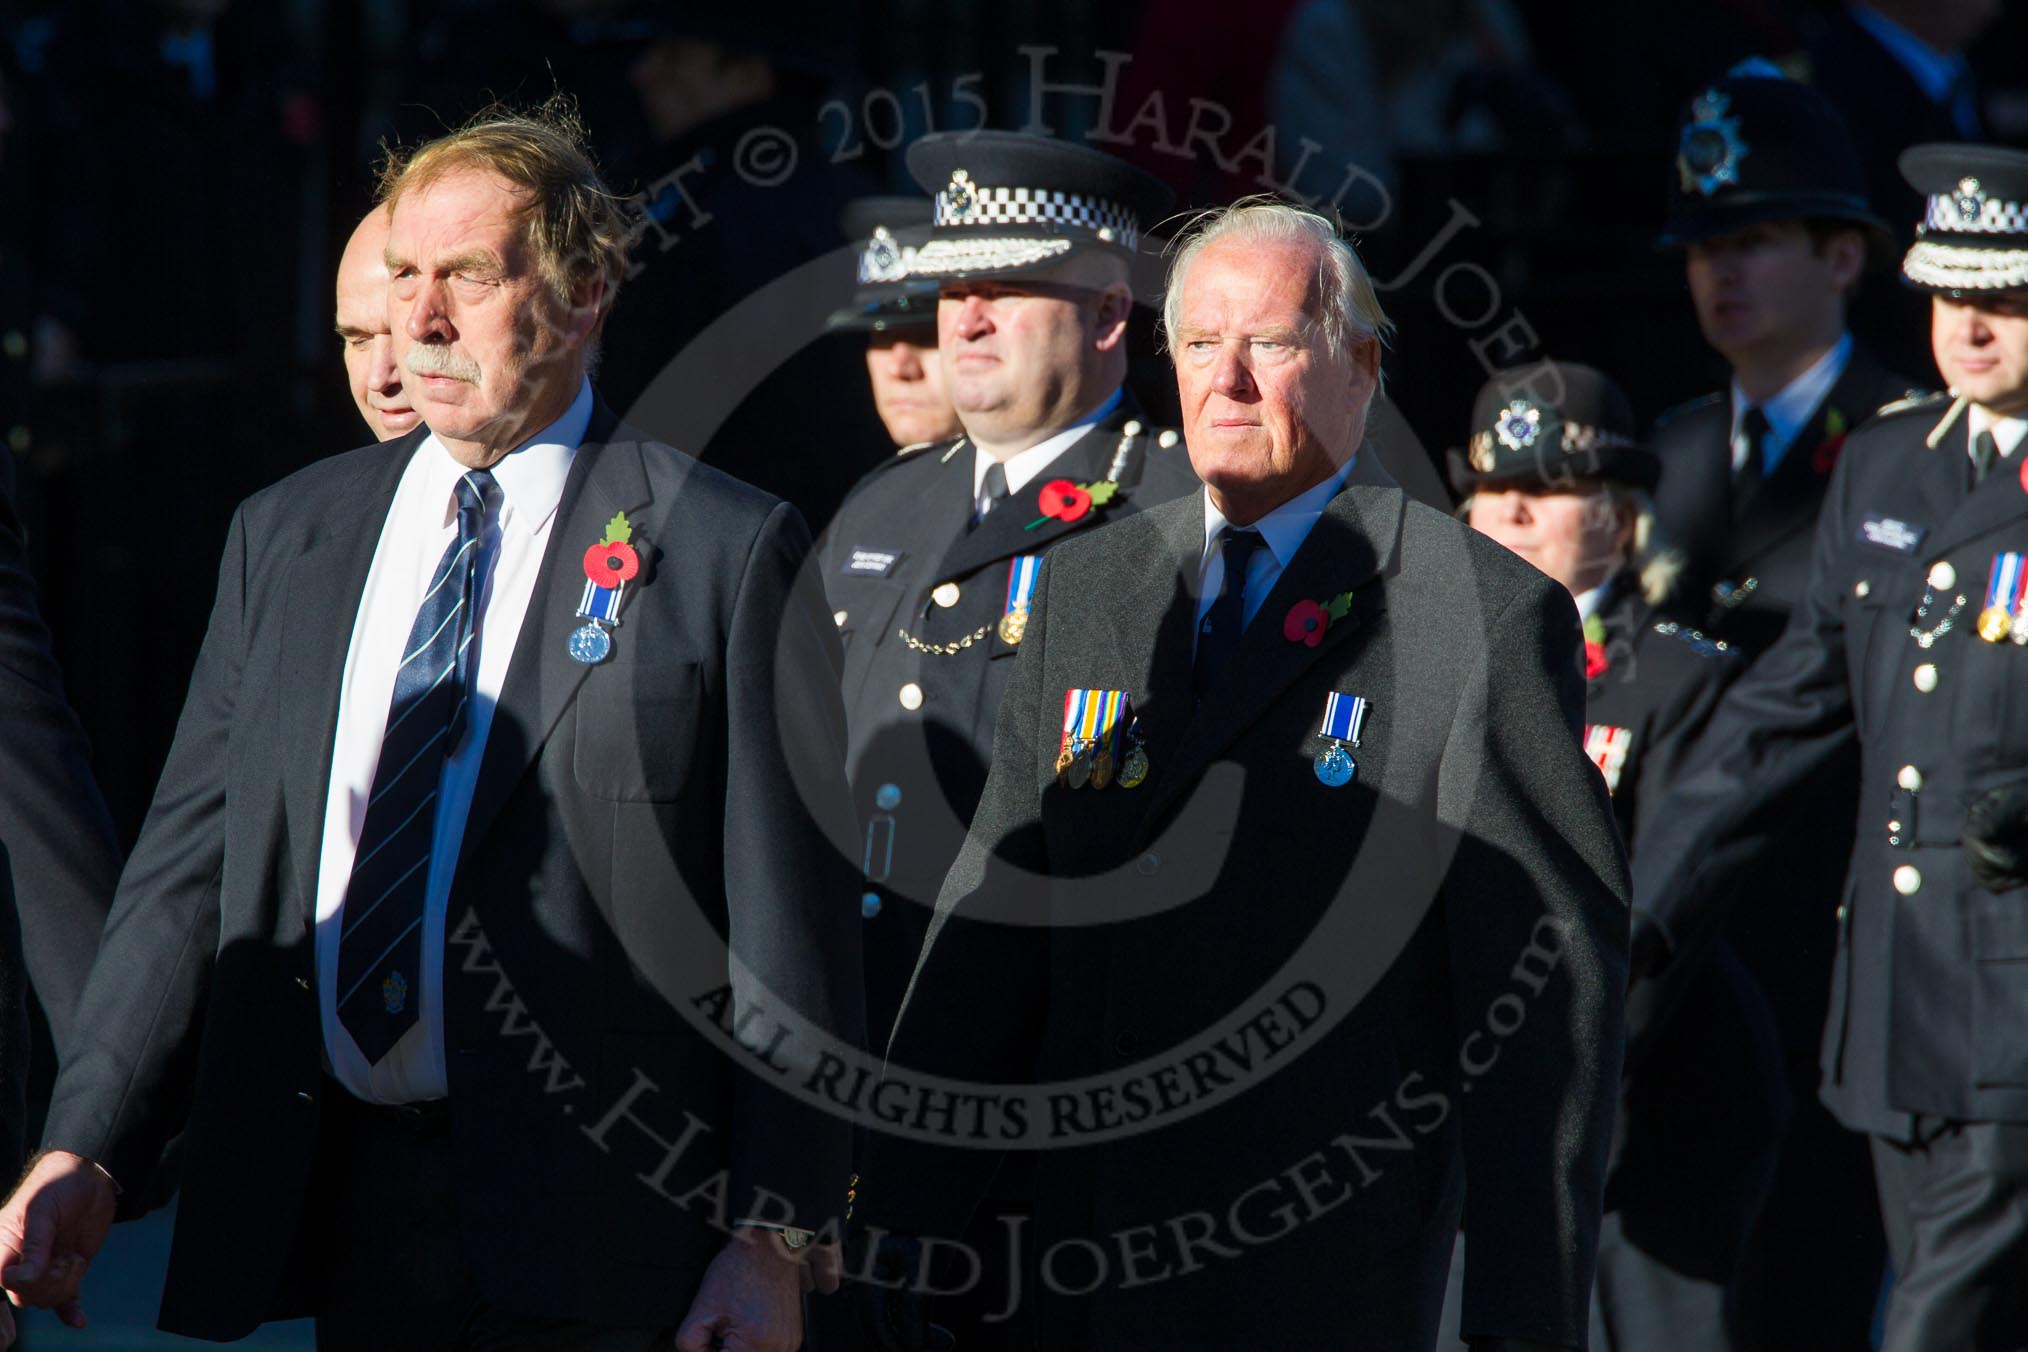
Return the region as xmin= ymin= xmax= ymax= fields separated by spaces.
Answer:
xmin=404 ymin=346 xmax=482 ymax=382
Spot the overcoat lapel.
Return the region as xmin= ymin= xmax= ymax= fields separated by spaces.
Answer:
xmin=1927 ymin=415 xmax=2028 ymax=558
xmin=1139 ymin=457 xmax=1404 ymax=828
xmin=280 ymin=435 xmax=419 ymax=917
xmin=458 ymin=403 xmax=654 ymax=871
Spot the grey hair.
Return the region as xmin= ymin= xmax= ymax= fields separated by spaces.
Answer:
xmin=1159 ymin=198 xmax=1395 ymax=364
xmin=1457 ymin=484 xmax=1683 ymax=607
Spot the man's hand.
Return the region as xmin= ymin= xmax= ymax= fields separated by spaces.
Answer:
xmin=0 ymin=1150 xmax=118 ymax=1341
xmin=674 ymin=1228 xmax=806 ymax=1352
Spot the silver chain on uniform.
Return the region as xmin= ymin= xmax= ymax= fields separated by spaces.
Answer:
xmin=1909 ymin=583 xmax=1970 ymax=649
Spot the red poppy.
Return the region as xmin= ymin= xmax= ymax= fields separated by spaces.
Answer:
xmin=1039 ymin=479 xmax=1093 ymax=523
xmin=584 ymin=540 xmax=641 ymax=589
xmin=2019 ymin=455 xmax=2028 ymax=496
xmin=1284 ymin=598 xmax=1329 ymax=647
xmin=1811 ymin=433 xmax=1847 ymax=476
xmin=1584 ymin=640 xmax=1610 ymax=679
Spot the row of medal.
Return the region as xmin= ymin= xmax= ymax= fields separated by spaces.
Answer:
xmin=1977 ymin=552 xmax=2028 ymax=644
xmin=1058 ymin=689 xmax=1148 ymax=789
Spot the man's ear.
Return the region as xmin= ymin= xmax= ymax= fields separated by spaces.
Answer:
xmin=1090 ymin=283 xmax=1134 ymax=353
xmin=565 ymin=270 xmax=608 ymax=347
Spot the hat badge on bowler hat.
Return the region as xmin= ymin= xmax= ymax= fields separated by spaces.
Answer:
xmin=1448 ymin=362 xmax=1662 ymax=496
xmin=1677 ymin=87 xmax=1749 ymax=198
xmin=1658 ymin=62 xmax=1884 ymax=249
xmin=903 ymin=130 xmax=1176 ymax=280
xmin=1900 ymin=143 xmax=2028 ymax=295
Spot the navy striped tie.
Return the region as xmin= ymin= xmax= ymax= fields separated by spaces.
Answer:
xmin=337 ymin=468 xmax=500 ymax=1064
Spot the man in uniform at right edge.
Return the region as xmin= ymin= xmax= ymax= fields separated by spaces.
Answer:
xmin=1644 ymin=68 xmax=1922 ymax=1346
xmin=1631 ymin=143 xmax=2028 ymax=1350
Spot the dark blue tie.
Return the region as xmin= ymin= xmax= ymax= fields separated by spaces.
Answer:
xmin=1194 ymin=527 xmax=1264 ymax=702
xmin=337 ymin=468 xmax=500 ymax=1065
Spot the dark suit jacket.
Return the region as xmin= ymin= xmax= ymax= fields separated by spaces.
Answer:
xmin=41 ymin=400 xmax=864 ymax=1338
xmin=819 ymin=397 xmax=1200 ymax=1037
xmin=860 ymin=456 xmax=1629 ymax=1350
xmin=1636 ymin=394 xmax=2028 ymax=1134
xmin=0 ymin=446 xmax=118 ymax=1171
xmin=1647 ymin=347 xmax=1917 ymax=1061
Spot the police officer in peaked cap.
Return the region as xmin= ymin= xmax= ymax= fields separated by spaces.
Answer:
xmin=816 ymin=131 xmax=1199 ymax=1346
xmin=1632 ymin=142 xmax=2028 ymax=1351
xmin=829 ymin=196 xmax=962 ymax=451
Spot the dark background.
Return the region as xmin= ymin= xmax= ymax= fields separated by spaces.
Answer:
xmin=2 ymin=0 xmax=2024 ymax=841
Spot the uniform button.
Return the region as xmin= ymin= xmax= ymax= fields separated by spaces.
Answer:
xmin=1887 ymin=819 xmax=1903 ymax=835
xmin=1928 ymin=560 xmax=1957 ymax=591
xmin=860 ymin=892 xmax=882 ymax=919
xmin=1854 ymin=580 xmax=1871 ymax=599
xmin=1836 ymin=903 xmax=1850 ymax=922
xmin=1122 ymin=419 xmax=1142 ymax=437
xmin=1135 ymin=851 xmax=1160 ymax=876
xmin=296 ymin=1090 xmax=316 ymax=1106
xmin=1913 ymin=663 xmax=1938 ymax=693
xmin=874 ymin=783 xmax=902 ymax=810
xmin=295 ymin=976 xmax=311 ymax=991
xmin=833 ymin=609 xmax=847 ymax=628
xmin=1893 ymin=865 xmax=1922 ymax=896
xmin=1157 ymin=429 xmax=1180 ymax=449
xmin=932 ymin=582 xmax=960 ymax=608
xmin=898 ymin=682 xmax=923 ymax=711
xmin=1897 ymin=765 xmax=1923 ymax=792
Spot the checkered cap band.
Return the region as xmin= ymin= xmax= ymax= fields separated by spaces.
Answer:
xmin=934 ymin=184 xmax=1140 ymax=251
xmin=1904 ymin=240 xmax=2028 ymax=291
xmin=910 ymin=236 xmax=1075 ymax=277
xmin=1924 ymin=193 xmax=2028 ymax=236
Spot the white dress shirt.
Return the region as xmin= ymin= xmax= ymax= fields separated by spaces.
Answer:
xmin=1969 ymin=404 xmax=2028 ymax=466
xmin=314 ymin=377 xmax=591 ymax=1103
xmin=970 ymin=387 xmax=1124 ymax=518
xmin=1194 ymin=458 xmax=1356 ymax=656
xmin=1729 ymin=332 xmax=1853 ymax=476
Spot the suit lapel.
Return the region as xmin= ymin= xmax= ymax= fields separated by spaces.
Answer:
xmin=1139 ymin=457 xmax=1403 ymax=828
xmin=281 ymin=436 xmax=423 ymax=915
xmin=457 ymin=404 xmax=654 ymax=871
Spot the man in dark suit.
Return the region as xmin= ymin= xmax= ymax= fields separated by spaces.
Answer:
xmin=1450 ymin=364 xmax=1786 ymax=1351
xmin=0 ymin=105 xmax=860 ymax=1351
xmin=1650 ymin=70 xmax=1922 ymax=1347
xmin=1631 ymin=142 xmax=2028 ymax=1351
xmin=855 ymin=203 xmax=1628 ymax=1351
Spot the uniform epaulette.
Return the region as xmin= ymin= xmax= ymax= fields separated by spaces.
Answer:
xmin=1874 ymin=389 xmax=1949 ymax=420
xmin=879 ymin=436 xmax=963 ymax=470
xmin=1651 ymin=619 xmax=1734 ymax=658
xmin=1652 ymin=392 xmax=1724 ymax=433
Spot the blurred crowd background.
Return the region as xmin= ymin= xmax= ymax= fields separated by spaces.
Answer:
xmin=3 ymin=0 xmax=2026 ymax=845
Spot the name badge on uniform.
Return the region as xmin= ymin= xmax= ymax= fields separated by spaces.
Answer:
xmin=842 ymin=547 xmax=902 ymax=578
xmin=1584 ymin=724 xmax=1632 ymax=795
xmin=1058 ymin=688 xmax=1135 ymax=790
xmin=1859 ymin=513 xmax=1926 ymax=555
xmin=1978 ymin=551 xmax=2028 ymax=644
xmin=1000 ymin=555 xmax=1042 ymax=645
xmin=1314 ymin=692 xmax=1369 ymax=787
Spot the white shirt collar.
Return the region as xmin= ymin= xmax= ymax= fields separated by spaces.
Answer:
xmin=419 ymin=376 xmax=590 ymax=537
xmin=1572 ymin=582 xmax=1610 ymax=623
xmin=1730 ymin=333 xmax=1853 ymax=469
xmin=1849 ymin=5 xmax=1966 ymax=105
xmin=972 ymin=386 xmax=1125 ymax=507
xmin=1200 ymin=455 xmax=1356 ymax=571
xmin=1969 ymin=403 xmax=2028 ymax=462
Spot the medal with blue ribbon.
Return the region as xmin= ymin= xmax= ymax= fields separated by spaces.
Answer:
xmin=1314 ymin=692 xmax=1369 ymax=787
xmin=999 ymin=555 xmax=1042 ymax=645
xmin=1977 ymin=552 xmax=2025 ymax=644
xmin=1057 ymin=688 xmax=1133 ymax=789
xmin=570 ymin=512 xmax=640 ymax=665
